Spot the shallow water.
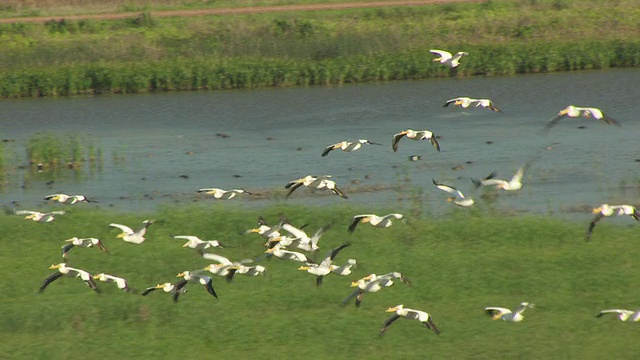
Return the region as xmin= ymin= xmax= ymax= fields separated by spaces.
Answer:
xmin=1 ymin=68 xmax=638 ymax=217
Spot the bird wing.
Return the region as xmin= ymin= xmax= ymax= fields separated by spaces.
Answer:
xmin=429 ymin=49 xmax=452 ymax=60
xmin=429 ymin=136 xmax=441 ymax=152
xmin=380 ymin=314 xmax=402 ymax=335
xmin=171 ymin=235 xmax=200 ymax=242
xmin=15 ymin=210 xmax=38 ymax=215
xmin=544 ymin=115 xmax=564 ymax=131
xmin=392 ymin=132 xmax=408 ymax=152
xmin=511 ymin=165 xmax=526 ymax=183
xmin=110 ymin=223 xmax=134 ymax=234
xmin=597 ymin=309 xmax=632 ymax=317
xmin=425 ymin=316 xmax=440 ymax=334
xmin=585 ymin=213 xmax=605 ymax=241
xmin=443 ymin=98 xmax=461 ymax=107
xmin=321 ymin=143 xmax=340 ymax=157
xmin=330 ymin=185 xmax=348 ymax=199
xmin=204 ymin=279 xmax=219 ymax=299
xmin=140 ymin=286 xmax=158 ymax=296
xmin=202 ymin=253 xmax=234 ymax=266
xmin=328 ymin=243 xmax=351 ymax=262
xmin=341 ymin=288 xmax=363 ymax=306
xmin=173 ymin=279 xmax=189 ymax=302
xmin=285 ymin=181 xmax=304 ymax=197
xmin=348 ymin=215 xmax=369 ymax=233
xmin=39 ymin=271 xmax=64 ymax=292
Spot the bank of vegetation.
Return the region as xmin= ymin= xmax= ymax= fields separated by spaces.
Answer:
xmin=0 ymin=0 xmax=638 ymax=97
xmin=1 ymin=205 xmax=638 ymax=358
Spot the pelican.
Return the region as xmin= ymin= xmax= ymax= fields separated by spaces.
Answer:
xmin=40 ymin=263 xmax=98 ymax=293
xmin=430 ymin=49 xmax=468 ymax=68
xmin=285 ymin=175 xmax=348 ymax=199
xmin=348 ymin=213 xmax=405 ymax=233
xmin=61 ymin=237 xmax=109 ymax=259
xmin=586 ymin=204 xmax=639 ymax=241
xmin=298 ymin=243 xmax=350 ymax=286
xmin=443 ymin=97 xmax=501 ymax=112
xmin=197 ymin=188 xmax=253 ymax=199
xmin=380 ymin=305 xmax=440 ymax=335
xmin=265 ymin=243 xmax=313 ymax=263
xmin=274 ymin=221 xmax=330 ymax=252
xmin=321 ymin=139 xmax=382 ymax=157
xmin=392 ymin=129 xmax=440 ymax=152
xmin=246 ymin=216 xmax=283 ymax=240
xmin=141 ymin=282 xmax=187 ymax=297
xmin=342 ymin=272 xmax=410 ymax=307
xmin=93 ymin=273 xmax=132 ymax=293
xmin=109 ymin=220 xmax=153 ymax=244
xmin=471 ymin=164 xmax=528 ymax=191
xmin=596 ymin=309 xmax=640 ymax=322
xmin=485 ymin=302 xmax=534 ymax=322
xmin=201 ymin=253 xmax=254 ymax=281
xmin=171 ymin=235 xmax=226 ymax=254
xmin=236 ymin=264 xmax=267 ymax=277
xmin=545 ymin=105 xmax=619 ymax=130
xmin=16 ymin=210 xmax=65 ymax=223
xmin=330 ymin=258 xmax=357 ymax=276
xmin=432 ymin=179 xmax=475 ymax=207
xmin=175 ymin=271 xmax=218 ymax=302
xmin=44 ymin=194 xmax=97 ymax=204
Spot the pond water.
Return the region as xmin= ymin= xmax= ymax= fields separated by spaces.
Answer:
xmin=1 ymin=68 xmax=638 ymax=218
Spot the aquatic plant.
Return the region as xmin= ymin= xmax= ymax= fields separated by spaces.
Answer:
xmin=25 ymin=132 xmax=102 ymax=169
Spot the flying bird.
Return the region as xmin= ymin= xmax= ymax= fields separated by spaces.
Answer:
xmin=175 ymin=271 xmax=218 ymax=302
xmin=44 ymin=194 xmax=97 ymax=204
xmin=429 ymin=49 xmax=468 ymax=68
xmin=61 ymin=237 xmax=109 ymax=259
xmin=40 ymin=263 xmax=99 ymax=293
xmin=380 ymin=305 xmax=440 ymax=336
xmin=265 ymin=243 xmax=314 ymax=263
xmin=109 ymin=220 xmax=153 ymax=244
xmin=485 ymin=302 xmax=534 ymax=322
xmin=342 ymin=272 xmax=410 ymax=308
xmin=197 ymin=188 xmax=253 ymax=199
xmin=432 ymin=179 xmax=475 ymax=207
xmin=586 ymin=204 xmax=639 ymax=241
xmin=285 ymin=175 xmax=348 ymax=199
xmin=443 ymin=97 xmax=501 ymax=112
xmin=171 ymin=235 xmax=226 ymax=254
xmin=140 ymin=282 xmax=187 ymax=297
xmin=472 ymin=164 xmax=528 ymax=191
xmin=348 ymin=213 xmax=406 ymax=233
xmin=15 ymin=210 xmax=65 ymax=223
xmin=93 ymin=273 xmax=132 ymax=293
xmin=545 ymin=105 xmax=619 ymax=130
xmin=321 ymin=139 xmax=382 ymax=157
xmin=596 ymin=309 xmax=640 ymax=322
xmin=298 ymin=243 xmax=351 ymax=286
xmin=392 ymin=129 xmax=440 ymax=152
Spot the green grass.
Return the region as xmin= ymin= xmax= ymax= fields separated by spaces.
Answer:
xmin=0 ymin=0 xmax=639 ymax=97
xmin=1 ymin=204 xmax=638 ymax=359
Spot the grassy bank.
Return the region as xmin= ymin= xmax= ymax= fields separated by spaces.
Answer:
xmin=0 ymin=0 xmax=638 ymax=98
xmin=1 ymin=204 xmax=639 ymax=358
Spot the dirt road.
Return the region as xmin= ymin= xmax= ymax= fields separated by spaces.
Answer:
xmin=0 ymin=0 xmax=483 ymax=24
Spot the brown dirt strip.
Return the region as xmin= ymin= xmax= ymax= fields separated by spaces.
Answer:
xmin=0 ymin=0 xmax=484 ymax=23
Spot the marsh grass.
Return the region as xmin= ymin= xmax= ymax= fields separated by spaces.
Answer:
xmin=1 ymin=204 xmax=639 ymax=358
xmin=26 ymin=132 xmax=102 ymax=170
xmin=0 ymin=0 xmax=639 ymax=97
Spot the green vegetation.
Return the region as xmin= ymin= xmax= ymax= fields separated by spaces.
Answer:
xmin=26 ymin=132 xmax=102 ymax=169
xmin=0 ymin=0 xmax=638 ymax=98
xmin=1 ymin=204 xmax=638 ymax=359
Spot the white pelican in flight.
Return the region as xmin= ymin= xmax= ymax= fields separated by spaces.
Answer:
xmin=109 ymin=220 xmax=153 ymax=244
xmin=141 ymin=282 xmax=187 ymax=298
xmin=298 ymin=243 xmax=351 ymax=286
xmin=175 ymin=271 xmax=219 ymax=302
xmin=265 ymin=243 xmax=313 ymax=263
xmin=429 ymin=49 xmax=468 ymax=68
xmin=44 ymin=194 xmax=98 ymax=204
xmin=596 ymin=309 xmax=640 ymax=322
xmin=246 ymin=216 xmax=283 ymax=241
xmin=171 ymin=235 xmax=226 ymax=254
xmin=348 ymin=213 xmax=406 ymax=233
xmin=380 ymin=305 xmax=440 ymax=335
xmin=40 ymin=263 xmax=99 ymax=293
xmin=443 ymin=97 xmax=501 ymax=112
xmin=197 ymin=188 xmax=254 ymax=200
xmin=331 ymin=259 xmax=357 ymax=276
xmin=93 ymin=273 xmax=132 ymax=293
xmin=586 ymin=204 xmax=639 ymax=241
xmin=485 ymin=302 xmax=534 ymax=322
xmin=16 ymin=210 xmax=65 ymax=223
xmin=61 ymin=237 xmax=109 ymax=259
xmin=392 ymin=129 xmax=440 ymax=152
xmin=285 ymin=175 xmax=348 ymax=199
xmin=201 ymin=253 xmax=256 ymax=281
xmin=472 ymin=164 xmax=528 ymax=191
xmin=432 ymin=179 xmax=475 ymax=207
xmin=321 ymin=139 xmax=382 ymax=157
xmin=545 ymin=105 xmax=619 ymax=130
xmin=274 ymin=220 xmax=330 ymax=252
xmin=342 ymin=272 xmax=410 ymax=307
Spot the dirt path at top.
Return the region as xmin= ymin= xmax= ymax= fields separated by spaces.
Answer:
xmin=0 ymin=0 xmax=483 ymax=24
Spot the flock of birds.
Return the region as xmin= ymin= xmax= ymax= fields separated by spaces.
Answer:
xmin=14 ymin=48 xmax=640 ymax=342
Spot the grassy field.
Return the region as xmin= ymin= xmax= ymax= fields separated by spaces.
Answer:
xmin=1 ymin=203 xmax=639 ymax=359
xmin=0 ymin=0 xmax=638 ymax=97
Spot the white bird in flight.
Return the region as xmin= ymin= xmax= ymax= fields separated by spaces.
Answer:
xmin=171 ymin=235 xmax=226 ymax=254
xmin=44 ymin=193 xmax=98 ymax=204
xmin=380 ymin=304 xmax=440 ymax=336
xmin=109 ymin=220 xmax=154 ymax=244
xmin=93 ymin=273 xmax=132 ymax=293
xmin=197 ymin=188 xmax=253 ymax=200
xmin=586 ymin=204 xmax=639 ymax=241
xmin=348 ymin=213 xmax=406 ymax=233
xmin=285 ymin=175 xmax=348 ymax=199
xmin=432 ymin=179 xmax=475 ymax=207
xmin=485 ymin=302 xmax=534 ymax=322
xmin=15 ymin=210 xmax=65 ymax=223
xmin=443 ymin=97 xmax=501 ymax=112
xmin=430 ymin=49 xmax=469 ymax=68
xmin=61 ymin=237 xmax=109 ymax=259
xmin=392 ymin=129 xmax=440 ymax=152
xmin=596 ymin=309 xmax=640 ymax=322
xmin=472 ymin=164 xmax=528 ymax=191
xmin=545 ymin=105 xmax=619 ymax=130
xmin=321 ymin=139 xmax=382 ymax=157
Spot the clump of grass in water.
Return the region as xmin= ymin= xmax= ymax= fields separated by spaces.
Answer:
xmin=26 ymin=132 xmax=102 ymax=171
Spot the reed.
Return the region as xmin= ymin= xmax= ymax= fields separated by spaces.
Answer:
xmin=0 ymin=204 xmax=638 ymax=358
xmin=25 ymin=132 xmax=102 ymax=169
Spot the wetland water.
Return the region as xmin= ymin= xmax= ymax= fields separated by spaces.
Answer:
xmin=1 ymin=68 xmax=638 ymax=217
